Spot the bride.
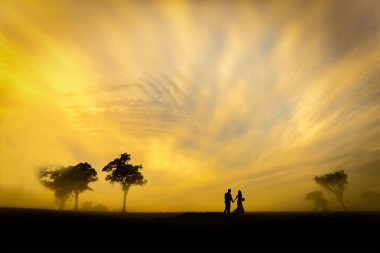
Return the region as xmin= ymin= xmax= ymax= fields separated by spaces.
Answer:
xmin=232 ymin=190 xmax=245 ymax=216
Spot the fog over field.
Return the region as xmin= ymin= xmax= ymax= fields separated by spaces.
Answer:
xmin=1 ymin=0 xmax=380 ymax=212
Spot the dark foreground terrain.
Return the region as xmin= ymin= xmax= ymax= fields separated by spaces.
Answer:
xmin=1 ymin=208 xmax=379 ymax=252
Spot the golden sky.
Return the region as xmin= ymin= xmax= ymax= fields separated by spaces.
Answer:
xmin=1 ymin=0 xmax=380 ymax=212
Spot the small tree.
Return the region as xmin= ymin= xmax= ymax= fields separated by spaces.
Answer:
xmin=103 ymin=153 xmax=147 ymax=212
xmin=66 ymin=162 xmax=98 ymax=210
xmin=314 ymin=170 xmax=348 ymax=211
xmin=39 ymin=162 xmax=98 ymax=210
xmin=39 ymin=166 xmax=72 ymax=210
xmin=305 ymin=191 xmax=329 ymax=212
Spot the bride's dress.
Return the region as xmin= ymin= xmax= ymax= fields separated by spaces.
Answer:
xmin=233 ymin=196 xmax=245 ymax=215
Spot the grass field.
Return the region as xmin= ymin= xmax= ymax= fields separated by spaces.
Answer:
xmin=1 ymin=207 xmax=379 ymax=252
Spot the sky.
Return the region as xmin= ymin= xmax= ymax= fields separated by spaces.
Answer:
xmin=1 ymin=0 xmax=380 ymax=212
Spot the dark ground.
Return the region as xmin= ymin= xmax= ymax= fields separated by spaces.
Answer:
xmin=0 ymin=208 xmax=379 ymax=253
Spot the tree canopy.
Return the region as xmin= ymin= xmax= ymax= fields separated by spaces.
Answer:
xmin=103 ymin=153 xmax=147 ymax=190
xmin=314 ymin=170 xmax=348 ymax=211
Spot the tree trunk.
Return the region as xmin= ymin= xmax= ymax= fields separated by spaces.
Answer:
xmin=122 ymin=187 xmax=129 ymax=212
xmin=74 ymin=192 xmax=79 ymax=211
xmin=334 ymin=191 xmax=348 ymax=211
xmin=336 ymin=194 xmax=348 ymax=211
xmin=339 ymin=199 xmax=348 ymax=211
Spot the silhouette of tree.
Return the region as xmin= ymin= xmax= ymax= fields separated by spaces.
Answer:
xmin=39 ymin=163 xmax=98 ymax=210
xmin=39 ymin=166 xmax=72 ymax=210
xmin=314 ymin=170 xmax=348 ymax=211
xmin=305 ymin=191 xmax=329 ymax=212
xmin=65 ymin=162 xmax=98 ymax=210
xmin=102 ymin=153 xmax=147 ymax=212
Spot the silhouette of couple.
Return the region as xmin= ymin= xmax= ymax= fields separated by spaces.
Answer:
xmin=224 ymin=189 xmax=245 ymax=216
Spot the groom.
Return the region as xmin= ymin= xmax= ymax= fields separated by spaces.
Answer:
xmin=223 ymin=189 xmax=234 ymax=215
